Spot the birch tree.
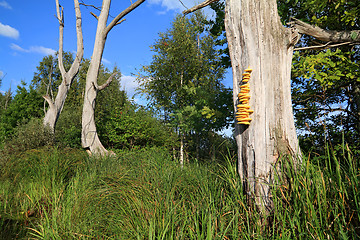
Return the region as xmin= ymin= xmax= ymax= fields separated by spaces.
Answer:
xmin=137 ymin=13 xmax=232 ymax=166
xmin=81 ymin=0 xmax=145 ymax=155
xmin=185 ymin=0 xmax=301 ymax=212
xmin=43 ymin=0 xmax=83 ymax=131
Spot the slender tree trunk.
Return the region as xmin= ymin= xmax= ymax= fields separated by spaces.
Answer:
xmin=81 ymin=0 xmax=109 ymax=155
xmin=81 ymin=0 xmax=145 ymax=155
xmin=44 ymin=0 xmax=83 ymax=131
xmin=180 ymin=132 xmax=184 ymax=167
xmin=224 ymin=0 xmax=301 ymax=211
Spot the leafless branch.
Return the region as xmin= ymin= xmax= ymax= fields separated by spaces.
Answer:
xmin=115 ymin=19 xmax=126 ymax=26
xmin=79 ymin=2 xmax=102 ymax=12
xmin=80 ymin=1 xmax=117 ymax=18
xmin=178 ymin=0 xmax=188 ymax=10
xmin=105 ymin=0 xmax=145 ymax=35
xmin=289 ymin=17 xmax=360 ymax=43
xmin=294 ymin=41 xmax=353 ymax=51
xmin=43 ymin=95 xmax=55 ymax=110
xmin=98 ymin=72 xmax=118 ymax=91
xmin=90 ymin=12 xmax=98 ymax=20
xmin=55 ymin=0 xmax=66 ymax=79
xmin=66 ymin=0 xmax=84 ymax=83
xmin=182 ymin=0 xmax=219 ymax=15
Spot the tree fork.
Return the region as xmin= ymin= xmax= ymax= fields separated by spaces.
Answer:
xmin=81 ymin=0 xmax=145 ymax=156
xmin=43 ymin=0 xmax=84 ymax=131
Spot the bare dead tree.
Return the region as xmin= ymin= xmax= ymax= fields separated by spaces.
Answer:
xmin=81 ymin=0 xmax=145 ymax=156
xmin=185 ymin=0 xmax=301 ymax=213
xmin=43 ymin=0 xmax=84 ymax=131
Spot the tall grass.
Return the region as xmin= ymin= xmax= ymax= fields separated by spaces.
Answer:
xmin=0 ymin=145 xmax=359 ymax=239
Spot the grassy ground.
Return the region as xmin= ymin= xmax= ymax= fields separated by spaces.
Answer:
xmin=0 ymin=146 xmax=359 ymax=239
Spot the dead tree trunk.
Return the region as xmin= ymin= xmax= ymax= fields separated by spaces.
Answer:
xmin=43 ymin=0 xmax=83 ymax=131
xmin=81 ymin=0 xmax=145 ymax=155
xmin=224 ymin=0 xmax=301 ymax=211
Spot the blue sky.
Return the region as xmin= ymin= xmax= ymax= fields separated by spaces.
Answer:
xmin=0 ymin=0 xmax=232 ymax=102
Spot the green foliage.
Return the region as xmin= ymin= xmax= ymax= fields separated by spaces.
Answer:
xmin=99 ymin=102 xmax=177 ymax=150
xmin=31 ymin=52 xmax=74 ymax=97
xmin=138 ymin=12 xmax=232 ymax=161
xmin=207 ymin=0 xmax=231 ymax=68
xmin=276 ymin=0 xmax=360 ymax=156
xmin=0 ymin=82 xmax=43 ymax=142
xmin=55 ymin=105 xmax=82 ymax=149
xmin=0 ymin=118 xmax=54 ymax=171
xmin=0 ymin=146 xmax=359 ymax=239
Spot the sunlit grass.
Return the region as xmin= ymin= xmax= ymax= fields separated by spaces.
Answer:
xmin=0 ymin=145 xmax=359 ymax=239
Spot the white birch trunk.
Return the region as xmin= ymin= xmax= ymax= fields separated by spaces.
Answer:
xmin=225 ymin=0 xmax=301 ymax=211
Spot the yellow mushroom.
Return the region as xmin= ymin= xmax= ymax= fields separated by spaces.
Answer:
xmin=239 ymin=93 xmax=250 ymax=99
xmin=238 ymin=121 xmax=250 ymax=125
xmin=236 ymin=104 xmax=250 ymax=109
xmin=245 ymin=67 xmax=252 ymax=72
xmin=239 ymin=117 xmax=252 ymax=121
xmin=239 ymin=94 xmax=250 ymax=99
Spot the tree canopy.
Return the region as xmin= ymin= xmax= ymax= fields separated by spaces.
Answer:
xmin=137 ymin=12 xmax=233 ymax=161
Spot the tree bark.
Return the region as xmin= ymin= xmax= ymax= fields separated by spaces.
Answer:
xmin=44 ymin=0 xmax=83 ymax=131
xmin=180 ymin=133 xmax=184 ymax=167
xmin=224 ymin=0 xmax=300 ymax=212
xmin=81 ymin=0 xmax=145 ymax=155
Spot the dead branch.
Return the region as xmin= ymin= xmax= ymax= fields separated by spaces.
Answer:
xmin=182 ymin=0 xmax=219 ymax=15
xmin=55 ymin=0 xmax=66 ymax=80
xmin=98 ymin=72 xmax=118 ymax=91
xmin=289 ymin=17 xmax=360 ymax=43
xmin=105 ymin=0 xmax=145 ymax=35
xmin=66 ymin=0 xmax=84 ymax=83
xmin=43 ymin=95 xmax=55 ymax=110
xmin=294 ymin=41 xmax=353 ymax=51
xmin=90 ymin=12 xmax=98 ymax=20
xmin=79 ymin=2 xmax=102 ymax=12
xmin=115 ymin=19 xmax=126 ymax=26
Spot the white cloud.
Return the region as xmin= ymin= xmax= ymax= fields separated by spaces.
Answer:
xmin=102 ymin=58 xmax=111 ymax=65
xmin=121 ymin=75 xmax=139 ymax=97
xmin=0 ymin=22 xmax=19 ymax=39
xmin=10 ymin=43 xmax=26 ymax=52
xmin=29 ymin=46 xmax=56 ymax=55
xmin=10 ymin=43 xmax=56 ymax=55
xmin=0 ymin=1 xmax=11 ymax=9
xmin=148 ymin=0 xmax=189 ymax=11
xmin=148 ymin=0 xmax=215 ymax=17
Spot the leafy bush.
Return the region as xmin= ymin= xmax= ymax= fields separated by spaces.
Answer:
xmin=98 ymin=103 xmax=177 ymax=150
xmin=55 ymin=106 xmax=82 ymax=148
xmin=0 ymin=118 xmax=54 ymax=159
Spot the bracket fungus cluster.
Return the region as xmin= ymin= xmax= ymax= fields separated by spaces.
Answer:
xmin=236 ymin=67 xmax=254 ymax=125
